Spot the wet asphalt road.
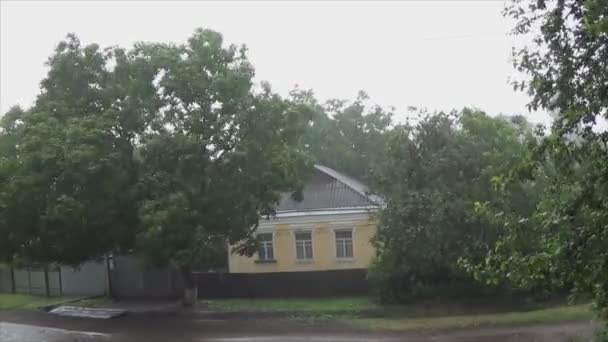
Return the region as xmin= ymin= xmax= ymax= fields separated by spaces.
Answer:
xmin=0 ymin=309 xmax=597 ymax=342
xmin=0 ymin=320 xmax=598 ymax=342
xmin=0 ymin=322 xmax=110 ymax=342
xmin=0 ymin=322 xmax=402 ymax=342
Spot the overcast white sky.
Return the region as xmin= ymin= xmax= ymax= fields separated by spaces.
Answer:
xmin=0 ymin=0 xmax=551 ymax=124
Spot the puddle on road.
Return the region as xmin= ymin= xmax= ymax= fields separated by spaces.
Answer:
xmin=201 ymin=337 xmax=395 ymax=342
xmin=0 ymin=322 xmax=110 ymax=342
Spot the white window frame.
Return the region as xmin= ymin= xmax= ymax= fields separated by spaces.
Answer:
xmin=256 ymin=232 xmax=275 ymax=262
xmin=294 ymin=230 xmax=314 ymax=262
xmin=334 ymin=228 xmax=355 ymax=260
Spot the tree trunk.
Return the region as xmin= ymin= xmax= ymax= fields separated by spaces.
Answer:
xmin=181 ymin=267 xmax=197 ymax=307
xmin=105 ymin=255 xmax=113 ymax=298
xmin=9 ymin=263 xmax=16 ymax=294
xmin=43 ymin=265 xmax=50 ymax=297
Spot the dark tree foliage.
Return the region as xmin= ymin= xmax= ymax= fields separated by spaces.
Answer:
xmin=0 ymin=35 xmax=157 ymax=265
xmin=467 ymin=0 xmax=608 ymax=329
xmin=369 ymin=109 xmax=537 ymax=302
xmin=296 ymin=90 xmax=393 ymax=183
xmin=0 ymin=29 xmax=313 ymax=292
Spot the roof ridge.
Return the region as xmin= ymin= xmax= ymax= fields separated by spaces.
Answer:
xmin=313 ymin=165 xmax=383 ymax=206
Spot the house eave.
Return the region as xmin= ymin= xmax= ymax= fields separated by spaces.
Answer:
xmin=271 ymin=206 xmax=378 ymax=218
xmin=256 ymin=207 xmax=378 ymax=230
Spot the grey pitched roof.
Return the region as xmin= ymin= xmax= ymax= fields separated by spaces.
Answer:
xmin=276 ymin=165 xmax=381 ymax=213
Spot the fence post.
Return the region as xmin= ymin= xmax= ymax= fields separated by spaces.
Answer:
xmin=43 ymin=265 xmax=50 ymax=297
xmin=9 ymin=264 xmax=15 ymax=293
xmin=27 ymin=267 xmax=32 ymax=294
xmin=105 ymin=255 xmax=113 ymax=298
xmin=57 ymin=266 xmax=63 ymax=297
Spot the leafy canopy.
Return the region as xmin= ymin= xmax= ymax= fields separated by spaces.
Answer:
xmin=469 ymin=0 xmax=608 ymax=324
xmin=0 ymin=29 xmax=313 ymax=273
xmin=369 ymin=109 xmax=537 ymax=301
xmin=0 ymin=35 xmax=156 ymax=265
xmin=297 ymin=89 xmax=393 ymax=182
xmin=136 ymin=30 xmax=313 ymax=270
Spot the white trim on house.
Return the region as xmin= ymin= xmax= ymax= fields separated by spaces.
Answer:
xmin=257 ymin=211 xmax=374 ymax=231
xmin=274 ymin=206 xmax=378 ymax=217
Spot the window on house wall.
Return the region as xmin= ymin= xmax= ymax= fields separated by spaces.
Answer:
xmin=335 ymin=229 xmax=354 ymax=258
xmin=257 ymin=233 xmax=274 ymax=261
xmin=295 ymin=231 xmax=313 ymax=260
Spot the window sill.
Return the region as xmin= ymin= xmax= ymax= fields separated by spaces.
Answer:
xmin=336 ymin=258 xmax=355 ymax=263
xmin=295 ymin=260 xmax=314 ymax=265
xmin=254 ymin=259 xmax=277 ymax=264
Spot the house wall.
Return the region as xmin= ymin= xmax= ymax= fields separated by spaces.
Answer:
xmin=228 ymin=212 xmax=377 ymax=273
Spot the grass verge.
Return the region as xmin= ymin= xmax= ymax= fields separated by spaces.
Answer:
xmin=205 ymin=296 xmax=378 ymax=314
xmin=0 ymin=294 xmax=82 ymax=310
xmin=204 ymin=296 xmax=594 ymax=331
xmin=349 ymin=304 xmax=593 ymax=332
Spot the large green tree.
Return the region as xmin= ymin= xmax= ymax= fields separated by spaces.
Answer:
xmin=0 ymin=30 xmax=313 ymax=306
xmin=0 ymin=106 xmax=27 ymax=264
xmin=467 ymin=0 xmax=608 ymax=330
xmin=297 ymin=90 xmax=393 ymax=182
xmin=0 ymin=35 xmax=157 ymax=266
xmin=369 ymin=109 xmax=537 ymax=302
xmin=134 ymin=29 xmax=313 ymax=303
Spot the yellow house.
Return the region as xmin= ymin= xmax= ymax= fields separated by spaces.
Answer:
xmin=228 ymin=165 xmax=382 ymax=274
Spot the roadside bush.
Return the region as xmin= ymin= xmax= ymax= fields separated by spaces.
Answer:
xmin=368 ymin=259 xmax=502 ymax=304
xmin=368 ymin=110 xmax=538 ymax=303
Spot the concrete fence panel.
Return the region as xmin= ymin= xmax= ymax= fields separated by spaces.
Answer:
xmin=0 ymin=266 xmax=13 ymax=293
xmin=14 ymin=268 xmax=60 ymax=296
xmin=110 ymin=255 xmax=183 ymax=299
xmin=60 ymin=261 xmax=106 ymax=296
